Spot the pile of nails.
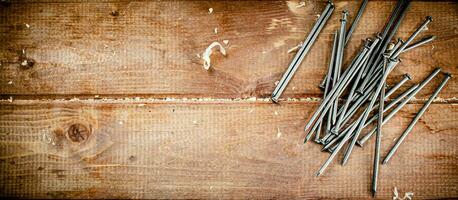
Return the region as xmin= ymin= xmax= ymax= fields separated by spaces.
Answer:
xmin=271 ymin=0 xmax=452 ymax=197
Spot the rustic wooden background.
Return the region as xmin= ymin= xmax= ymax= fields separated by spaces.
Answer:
xmin=0 ymin=0 xmax=457 ymax=199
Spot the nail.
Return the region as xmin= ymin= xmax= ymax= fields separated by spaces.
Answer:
xmin=345 ymin=0 xmax=369 ymax=45
xmin=383 ymin=72 xmax=451 ymax=164
xmin=402 ymin=35 xmax=436 ymax=53
xmin=372 ymin=56 xmax=388 ymax=197
xmin=385 ymin=73 xmax=412 ymax=99
xmin=271 ymin=1 xmax=334 ymax=103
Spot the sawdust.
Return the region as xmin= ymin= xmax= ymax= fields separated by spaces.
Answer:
xmin=296 ymin=1 xmax=306 ymax=8
xmin=393 ymin=187 xmax=414 ymax=200
xmin=208 ymin=8 xmax=213 ymax=14
xmin=288 ymin=42 xmax=303 ymax=53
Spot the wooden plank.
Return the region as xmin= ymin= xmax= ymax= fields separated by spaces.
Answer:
xmin=0 ymin=100 xmax=456 ymax=199
xmin=0 ymin=1 xmax=457 ymax=99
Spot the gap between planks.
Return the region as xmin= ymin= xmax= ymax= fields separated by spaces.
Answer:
xmin=0 ymin=97 xmax=457 ymax=104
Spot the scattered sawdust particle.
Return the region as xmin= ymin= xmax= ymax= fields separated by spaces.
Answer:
xmin=208 ymin=8 xmax=213 ymax=14
xmin=193 ymin=120 xmax=198 ymax=124
xmin=274 ymin=111 xmax=278 ymax=115
xmin=315 ymin=14 xmax=320 ymax=20
xmin=275 ymin=81 xmax=279 ymax=86
xmin=223 ymin=40 xmax=229 ymax=45
xmin=7 ymin=96 xmax=13 ymax=103
xmin=432 ymin=45 xmax=435 ymax=50
xmin=423 ymin=25 xmax=428 ymax=31
xmin=25 ymin=23 xmax=30 ymax=28
xmin=262 ymin=50 xmax=267 ymax=54
xmin=196 ymin=53 xmax=200 ymax=58
xmin=21 ymin=60 xmax=28 ymax=66
xmin=202 ymin=42 xmax=226 ymax=70
xmin=42 ymin=133 xmax=52 ymax=144
xmin=210 ymin=186 xmax=214 ymax=190
xmin=292 ymin=86 xmax=296 ymax=90
xmin=288 ymin=42 xmax=303 ymax=53
xmin=277 ymin=127 xmax=282 ymax=138
xmin=138 ymin=104 xmax=145 ymax=107
xmin=388 ymin=43 xmax=395 ymax=51
xmin=296 ymin=1 xmax=306 ymax=8
xmin=119 ymin=121 xmax=123 ymax=125
xmin=22 ymin=49 xmax=25 ymax=54
xmin=214 ymin=28 xmax=218 ymax=34
xmin=7 ymin=81 xmax=12 ymax=85
xmin=94 ymin=95 xmax=99 ymax=98
xmin=249 ymin=109 xmax=254 ymax=113
xmin=135 ymin=97 xmax=140 ymax=101
xmin=393 ymin=187 xmax=414 ymax=200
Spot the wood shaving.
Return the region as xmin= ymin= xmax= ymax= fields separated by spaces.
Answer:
xmin=288 ymin=42 xmax=303 ymax=53
xmin=277 ymin=127 xmax=282 ymax=138
xmin=7 ymin=97 xmax=13 ymax=103
xmin=202 ymin=42 xmax=226 ymax=70
xmin=223 ymin=40 xmax=229 ymax=45
xmin=7 ymin=81 xmax=12 ymax=85
xmin=42 ymin=132 xmax=52 ymax=144
xmin=208 ymin=8 xmax=213 ymax=14
xmin=249 ymin=109 xmax=254 ymax=113
xmin=21 ymin=60 xmax=28 ymax=66
xmin=422 ymin=25 xmax=428 ymax=31
xmin=275 ymin=81 xmax=279 ymax=86
xmin=296 ymin=1 xmax=306 ymax=8
xmin=388 ymin=43 xmax=395 ymax=51
xmin=214 ymin=28 xmax=218 ymax=34
xmin=25 ymin=23 xmax=30 ymax=28
xmin=393 ymin=187 xmax=414 ymax=200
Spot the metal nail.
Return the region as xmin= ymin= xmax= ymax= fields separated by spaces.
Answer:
xmin=372 ymin=56 xmax=388 ymax=196
xmin=383 ymin=72 xmax=451 ymax=164
xmin=271 ymin=1 xmax=334 ymax=103
xmin=345 ymin=0 xmax=369 ymax=45
xmin=385 ymin=73 xmax=412 ymax=99
xmin=402 ymin=35 xmax=436 ymax=53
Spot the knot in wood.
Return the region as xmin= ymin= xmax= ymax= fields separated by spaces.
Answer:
xmin=67 ymin=123 xmax=90 ymax=143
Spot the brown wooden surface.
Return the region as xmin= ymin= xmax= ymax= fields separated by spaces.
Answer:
xmin=0 ymin=100 xmax=456 ymax=199
xmin=0 ymin=1 xmax=457 ymax=99
xmin=0 ymin=0 xmax=457 ymax=199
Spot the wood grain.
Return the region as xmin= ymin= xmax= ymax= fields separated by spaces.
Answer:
xmin=0 ymin=100 xmax=456 ymax=199
xmin=0 ymin=1 xmax=457 ymax=99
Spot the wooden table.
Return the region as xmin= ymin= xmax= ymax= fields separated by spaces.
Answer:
xmin=0 ymin=0 xmax=457 ymax=199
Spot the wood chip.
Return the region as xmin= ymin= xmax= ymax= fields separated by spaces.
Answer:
xmin=202 ymin=42 xmax=226 ymax=70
